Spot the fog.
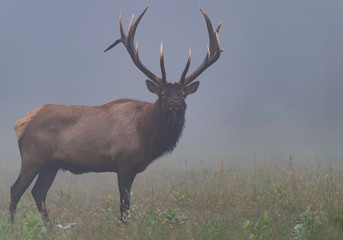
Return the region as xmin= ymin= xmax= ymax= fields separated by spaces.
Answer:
xmin=1 ymin=0 xmax=342 ymax=165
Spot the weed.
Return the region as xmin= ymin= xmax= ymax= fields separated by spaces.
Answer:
xmin=293 ymin=207 xmax=322 ymax=240
xmin=164 ymin=207 xmax=180 ymax=224
xmin=21 ymin=211 xmax=47 ymax=240
xmin=243 ymin=211 xmax=275 ymax=240
xmin=0 ymin=213 xmax=11 ymax=240
xmin=203 ymin=219 xmax=223 ymax=240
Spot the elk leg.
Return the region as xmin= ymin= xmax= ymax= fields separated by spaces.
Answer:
xmin=117 ymin=171 xmax=136 ymax=220
xmin=9 ymin=167 xmax=39 ymax=223
xmin=31 ymin=165 xmax=58 ymax=221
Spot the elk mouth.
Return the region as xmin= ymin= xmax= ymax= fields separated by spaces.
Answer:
xmin=168 ymin=106 xmax=179 ymax=112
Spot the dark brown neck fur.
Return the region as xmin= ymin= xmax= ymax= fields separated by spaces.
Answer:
xmin=138 ymin=99 xmax=186 ymax=162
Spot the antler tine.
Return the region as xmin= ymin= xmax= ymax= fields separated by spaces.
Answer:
xmin=216 ymin=20 xmax=223 ymax=33
xmin=127 ymin=6 xmax=148 ymax=50
xmin=119 ymin=13 xmax=125 ymax=38
xmin=103 ymin=13 xmax=125 ymax=53
xmin=126 ymin=14 xmax=135 ymax=40
xmin=135 ymin=42 xmax=139 ymax=61
xmin=179 ymin=49 xmax=191 ymax=85
xmin=182 ymin=6 xmax=223 ymax=86
xmin=160 ymin=42 xmax=167 ymax=83
xmin=104 ymin=6 xmax=163 ymax=86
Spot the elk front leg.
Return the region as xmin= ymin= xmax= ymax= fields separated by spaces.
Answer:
xmin=117 ymin=171 xmax=136 ymax=221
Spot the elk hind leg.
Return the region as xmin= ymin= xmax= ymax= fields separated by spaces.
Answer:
xmin=9 ymin=167 xmax=39 ymax=223
xmin=31 ymin=165 xmax=58 ymax=222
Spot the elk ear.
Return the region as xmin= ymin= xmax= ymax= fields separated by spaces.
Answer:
xmin=146 ymin=80 xmax=161 ymax=95
xmin=185 ymin=81 xmax=200 ymax=96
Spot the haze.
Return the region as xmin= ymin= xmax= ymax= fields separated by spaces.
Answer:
xmin=1 ymin=0 xmax=342 ymax=165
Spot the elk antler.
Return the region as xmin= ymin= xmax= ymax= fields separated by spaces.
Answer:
xmin=179 ymin=6 xmax=223 ymax=86
xmin=104 ymin=6 xmax=166 ymax=86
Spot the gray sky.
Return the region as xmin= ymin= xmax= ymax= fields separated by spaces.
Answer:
xmin=1 ymin=0 xmax=342 ymax=164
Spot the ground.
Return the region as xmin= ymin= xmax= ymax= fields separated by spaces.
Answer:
xmin=1 ymin=156 xmax=343 ymax=239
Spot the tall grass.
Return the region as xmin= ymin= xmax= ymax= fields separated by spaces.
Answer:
xmin=0 ymin=156 xmax=342 ymax=239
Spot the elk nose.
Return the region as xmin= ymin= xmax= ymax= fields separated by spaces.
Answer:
xmin=170 ymin=98 xmax=181 ymax=106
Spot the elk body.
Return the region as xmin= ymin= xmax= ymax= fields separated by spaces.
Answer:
xmin=9 ymin=6 xmax=222 ymax=222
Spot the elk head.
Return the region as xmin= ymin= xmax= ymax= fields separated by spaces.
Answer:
xmin=104 ymin=6 xmax=223 ymax=124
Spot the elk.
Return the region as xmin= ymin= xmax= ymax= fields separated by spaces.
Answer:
xmin=9 ymin=6 xmax=222 ymax=222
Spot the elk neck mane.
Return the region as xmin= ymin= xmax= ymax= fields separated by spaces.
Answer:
xmin=138 ymin=98 xmax=186 ymax=161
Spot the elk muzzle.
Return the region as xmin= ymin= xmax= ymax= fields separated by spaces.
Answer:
xmin=168 ymin=98 xmax=181 ymax=112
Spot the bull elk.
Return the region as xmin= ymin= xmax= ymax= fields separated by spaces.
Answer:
xmin=9 ymin=6 xmax=222 ymax=222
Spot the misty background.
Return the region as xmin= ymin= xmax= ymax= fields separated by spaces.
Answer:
xmin=1 ymin=0 xmax=342 ymax=166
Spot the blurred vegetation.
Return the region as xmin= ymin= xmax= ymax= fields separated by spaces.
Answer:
xmin=1 ymin=154 xmax=343 ymax=239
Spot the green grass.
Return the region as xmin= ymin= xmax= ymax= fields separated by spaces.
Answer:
xmin=1 ymin=156 xmax=343 ymax=239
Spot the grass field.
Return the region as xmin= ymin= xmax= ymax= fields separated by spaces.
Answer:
xmin=1 ymin=155 xmax=343 ymax=239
